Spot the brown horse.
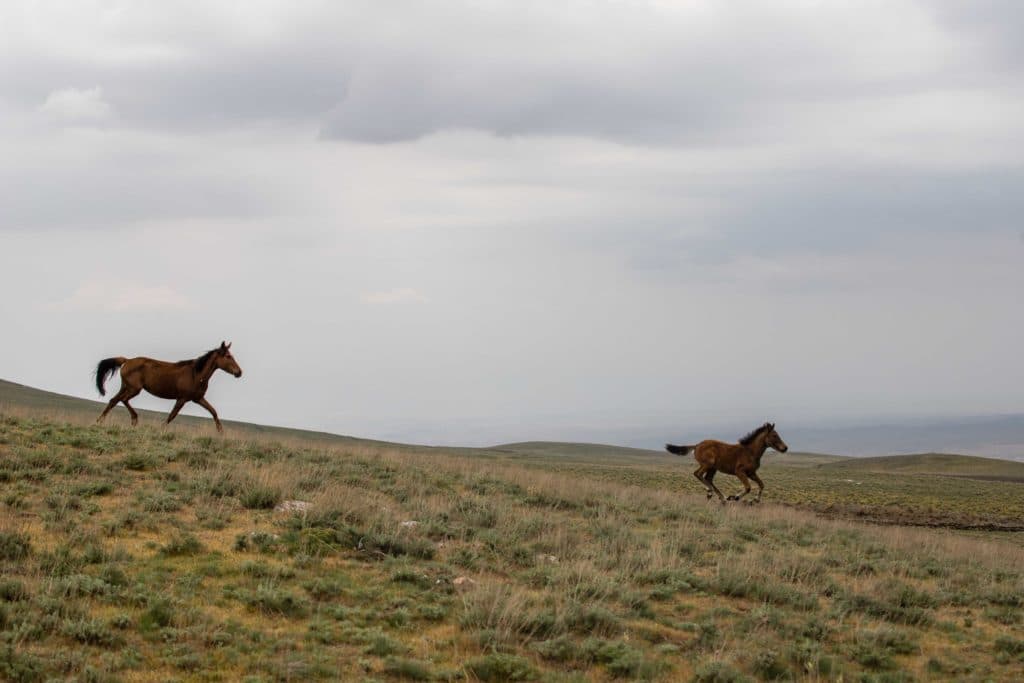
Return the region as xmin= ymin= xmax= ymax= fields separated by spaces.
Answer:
xmin=666 ymin=422 xmax=788 ymax=504
xmin=95 ymin=342 xmax=243 ymax=432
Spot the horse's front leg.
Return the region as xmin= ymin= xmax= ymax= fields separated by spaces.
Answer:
xmin=166 ymin=399 xmax=187 ymax=425
xmin=749 ymin=473 xmax=765 ymax=503
xmin=728 ymin=471 xmax=753 ymax=502
xmin=194 ymin=397 xmax=223 ymax=433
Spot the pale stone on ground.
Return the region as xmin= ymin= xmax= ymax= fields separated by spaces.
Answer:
xmin=275 ymin=500 xmax=311 ymax=513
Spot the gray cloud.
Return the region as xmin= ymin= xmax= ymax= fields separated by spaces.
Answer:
xmin=693 ymin=167 xmax=1024 ymax=259
xmin=0 ymin=127 xmax=278 ymax=230
xmin=929 ymin=1 xmax=1024 ymax=72
xmin=6 ymin=1 xmax=1018 ymax=145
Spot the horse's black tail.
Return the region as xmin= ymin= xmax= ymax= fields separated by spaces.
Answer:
xmin=665 ymin=444 xmax=693 ymax=456
xmin=95 ymin=357 xmax=125 ymax=396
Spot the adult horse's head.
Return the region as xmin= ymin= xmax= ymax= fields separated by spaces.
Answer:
xmin=765 ymin=423 xmax=788 ymax=453
xmin=215 ymin=341 xmax=243 ymax=378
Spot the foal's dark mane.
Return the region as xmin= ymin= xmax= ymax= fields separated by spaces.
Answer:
xmin=738 ymin=422 xmax=773 ymax=446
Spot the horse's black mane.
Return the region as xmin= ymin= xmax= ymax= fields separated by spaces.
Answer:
xmin=176 ymin=348 xmax=219 ymax=372
xmin=738 ymin=422 xmax=773 ymax=446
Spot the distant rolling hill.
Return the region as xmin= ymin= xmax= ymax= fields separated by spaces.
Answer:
xmin=3 ymin=378 xmax=1023 ymax=480
xmin=0 ymin=378 xmax=848 ymax=467
xmin=492 ymin=440 xmax=848 ymax=468
xmin=491 ymin=441 xmax=664 ymax=460
xmin=783 ymin=416 xmax=1024 ymax=460
xmin=819 ymin=452 xmax=1024 ymax=482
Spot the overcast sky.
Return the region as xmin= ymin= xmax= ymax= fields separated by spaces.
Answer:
xmin=1 ymin=1 xmax=1022 ymax=447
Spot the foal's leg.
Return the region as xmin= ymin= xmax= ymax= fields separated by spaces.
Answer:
xmin=749 ymin=473 xmax=765 ymax=502
xmin=693 ymin=466 xmax=713 ymax=499
xmin=195 ymin=398 xmax=223 ymax=433
xmin=728 ymin=471 xmax=753 ymax=502
xmin=704 ymin=470 xmax=726 ymax=505
xmin=165 ymin=399 xmax=187 ymax=425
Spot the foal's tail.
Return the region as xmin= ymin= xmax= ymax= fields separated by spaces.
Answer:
xmin=95 ymin=357 xmax=126 ymax=396
xmin=665 ymin=444 xmax=693 ymax=456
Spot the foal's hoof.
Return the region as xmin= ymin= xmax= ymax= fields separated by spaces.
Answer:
xmin=726 ymin=495 xmax=737 ymax=501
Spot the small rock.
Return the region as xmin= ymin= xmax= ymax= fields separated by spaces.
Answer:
xmin=400 ymin=520 xmax=419 ymax=528
xmin=453 ymin=576 xmax=476 ymax=590
xmin=275 ymin=500 xmax=311 ymax=513
xmin=536 ymin=554 xmax=559 ymax=564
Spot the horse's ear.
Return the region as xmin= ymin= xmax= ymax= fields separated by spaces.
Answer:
xmin=226 ymin=342 xmax=232 ymax=349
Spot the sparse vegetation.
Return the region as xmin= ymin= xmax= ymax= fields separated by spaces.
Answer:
xmin=0 ymin=409 xmax=1023 ymax=681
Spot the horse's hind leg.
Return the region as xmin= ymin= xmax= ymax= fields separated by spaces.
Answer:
xmin=120 ymin=387 xmax=142 ymax=426
xmin=694 ymin=466 xmax=713 ymax=500
xmin=97 ymin=382 xmax=136 ymax=424
xmin=97 ymin=393 xmax=123 ymax=423
xmin=705 ymin=470 xmax=726 ymax=505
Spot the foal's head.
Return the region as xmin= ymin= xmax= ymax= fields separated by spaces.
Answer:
xmin=764 ymin=423 xmax=788 ymax=453
xmin=214 ymin=341 xmax=243 ymax=378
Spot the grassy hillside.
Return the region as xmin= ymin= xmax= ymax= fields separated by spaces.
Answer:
xmin=0 ymin=378 xmax=112 ymax=417
xmin=4 ymin=378 xmax=1023 ymax=529
xmin=0 ymin=378 xmax=393 ymax=450
xmin=503 ymin=455 xmax=1024 ymax=533
xmin=3 ymin=411 xmax=1024 ymax=682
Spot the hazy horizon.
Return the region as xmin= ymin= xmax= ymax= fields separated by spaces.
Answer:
xmin=2 ymin=1 xmax=1022 ymax=448
xmin=5 ymin=375 xmax=1024 ymax=462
